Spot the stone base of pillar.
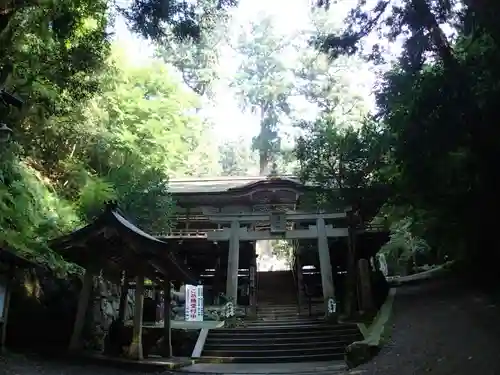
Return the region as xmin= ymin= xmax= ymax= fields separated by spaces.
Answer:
xmin=246 ymin=307 xmax=257 ymax=320
xmin=325 ymin=313 xmax=339 ymax=323
xmin=158 ymin=342 xmax=173 ymax=358
xmin=127 ymin=337 xmax=143 ymax=360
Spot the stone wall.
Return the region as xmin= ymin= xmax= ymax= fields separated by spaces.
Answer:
xmin=6 ymin=268 xmax=79 ymax=350
xmin=85 ymin=278 xmax=135 ymax=351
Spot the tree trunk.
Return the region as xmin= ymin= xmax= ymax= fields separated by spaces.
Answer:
xmin=410 ymin=0 xmax=456 ymax=68
xmin=259 ymin=152 xmax=269 ymax=176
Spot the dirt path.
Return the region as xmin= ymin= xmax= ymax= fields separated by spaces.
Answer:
xmin=353 ymin=279 xmax=500 ymax=375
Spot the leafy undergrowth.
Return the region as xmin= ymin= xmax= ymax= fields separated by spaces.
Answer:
xmin=1 ymin=149 xmax=83 ymax=274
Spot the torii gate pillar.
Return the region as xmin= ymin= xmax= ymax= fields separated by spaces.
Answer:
xmin=316 ymin=217 xmax=335 ymax=316
xmin=225 ymin=220 xmax=240 ymax=304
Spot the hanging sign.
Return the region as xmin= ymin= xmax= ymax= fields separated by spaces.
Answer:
xmin=185 ymin=284 xmax=204 ymax=322
xmin=0 ymin=280 xmax=6 ymax=322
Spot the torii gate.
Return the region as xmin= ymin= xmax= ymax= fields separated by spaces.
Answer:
xmin=204 ymin=210 xmax=355 ymax=315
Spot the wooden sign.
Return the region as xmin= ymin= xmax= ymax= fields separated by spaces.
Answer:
xmin=270 ymin=213 xmax=286 ymax=233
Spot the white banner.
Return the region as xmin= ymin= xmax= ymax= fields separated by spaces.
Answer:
xmin=185 ymin=284 xmax=203 ymax=322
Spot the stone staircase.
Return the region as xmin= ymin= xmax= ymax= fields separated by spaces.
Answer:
xmin=200 ymin=271 xmax=361 ymax=363
xmin=201 ymin=317 xmax=362 ymax=363
xmin=256 ymin=270 xmax=323 ymax=319
xmin=256 ymin=303 xmax=324 ymax=321
xmin=257 ymin=270 xmax=297 ymax=305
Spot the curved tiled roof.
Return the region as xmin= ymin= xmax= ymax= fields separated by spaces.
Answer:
xmin=167 ymin=175 xmax=305 ymax=194
xmin=50 ymin=204 xmax=195 ymax=283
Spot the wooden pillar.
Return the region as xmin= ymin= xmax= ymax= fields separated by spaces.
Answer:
xmin=117 ymin=271 xmax=129 ymax=323
xmin=296 ymin=249 xmax=305 ymax=312
xmin=225 ymin=220 xmax=240 ymax=303
xmin=248 ymin=243 xmax=257 ymax=317
xmin=154 ymin=288 xmax=162 ymax=322
xmin=128 ymin=271 xmax=145 ymax=360
xmin=358 ymin=259 xmax=374 ymax=313
xmin=344 ymin=210 xmax=358 ymax=317
xmin=0 ymin=271 xmax=13 ymax=354
xmin=213 ymin=256 xmax=221 ymax=305
xmin=316 ymin=217 xmax=335 ymax=316
xmin=185 ymin=208 xmax=191 ymax=231
xmin=69 ymin=269 xmax=94 ymax=351
xmin=161 ymin=277 xmax=172 ymax=357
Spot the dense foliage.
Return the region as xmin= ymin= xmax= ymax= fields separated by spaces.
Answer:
xmin=0 ymin=2 xmax=374 ymax=271
xmin=5 ymin=0 xmax=500 ymax=282
xmin=0 ymin=5 xmax=224 ymax=271
xmin=295 ymin=0 xmax=500 ymax=278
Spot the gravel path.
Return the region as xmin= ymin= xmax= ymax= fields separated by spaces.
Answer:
xmin=2 ymin=278 xmax=500 ymax=375
xmin=352 ymin=278 xmax=500 ymax=375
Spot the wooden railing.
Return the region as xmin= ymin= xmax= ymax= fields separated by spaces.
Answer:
xmin=155 ymin=223 xmax=387 ymax=238
xmin=168 ymin=215 xmax=211 ymax=221
xmin=156 ymin=228 xmax=224 ymax=239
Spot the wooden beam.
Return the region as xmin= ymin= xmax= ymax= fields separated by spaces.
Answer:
xmin=207 ymin=212 xmax=347 ymax=223
xmin=207 ymin=226 xmax=348 ymax=241
xmin=161 ymin=277 xmax=172 ymax=357
xmin=69 ymin=269 xmax=94 ymax=351
xmin=128 ymin=271 xmax=145 ymax=360
xmin=117 ymin=271 xmax=129 ymax=323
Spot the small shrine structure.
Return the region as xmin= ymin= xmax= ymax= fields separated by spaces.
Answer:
xmin=50 ymin=203 xmax=195 ymax=360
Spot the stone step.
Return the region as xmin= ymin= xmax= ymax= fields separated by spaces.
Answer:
xmin=256 ymin=310 xmax=324 ymax=317
xmin=257 ymin=305 xmax=318 ymax=311
xmin=257 ymin=300 xmax=297 ymax=306
xmin=199 ymin=352 xmax=345 ymax=364
xmin=202 ymin=345 xmax=346 ymax=358
xmin=257 ymin=302 xmax=298 ymax=306
xmin=257 ymin=307 xmax=323 ymax=314
xmin=202 ymin=321 xmax=360 ymax=364
xmin=246 ymin=319 xmax=325 ymax=327
xmin=206 ymin=333 xmax=361 ymax=345
xmin=255 ymin=314 xmax=324 ymax=321
xmin=209 ymin=324 xmax=359 ymax=336
xmin=205 ymin=337 xmax=357 ymax=349
xmin=175 ymin=361 xmax=348 ymax=375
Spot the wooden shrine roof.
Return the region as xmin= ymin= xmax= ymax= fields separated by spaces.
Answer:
xmin=49 ymin=204 xmax=195 ymax=283
xmin=168 ymin=175 xmax=306 ymax=195
xmin=168 ymin=175 xmax=389 ymax=224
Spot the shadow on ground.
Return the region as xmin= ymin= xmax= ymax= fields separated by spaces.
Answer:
xmin=353 ymin=278 xmax=500 ymax=375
